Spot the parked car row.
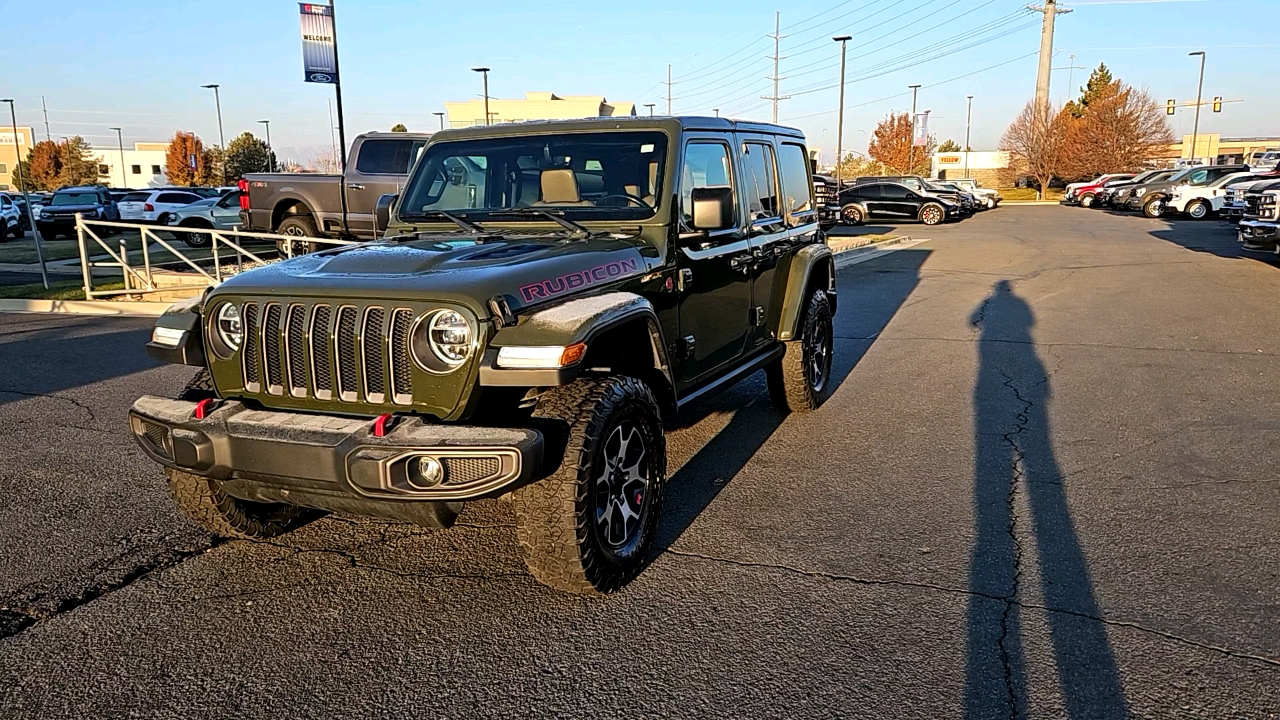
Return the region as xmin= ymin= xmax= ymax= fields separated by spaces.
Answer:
xmin=12 ymin=184 xmax=238 ymax=246
xmin=812 ymin=173 xmax=1001 ymax=227
xmin=1062 ymin=165 xmax=1278 ymax=220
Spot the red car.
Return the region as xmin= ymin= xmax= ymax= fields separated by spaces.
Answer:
xmin=1061 ymin=173 xmax=1136 ymax=208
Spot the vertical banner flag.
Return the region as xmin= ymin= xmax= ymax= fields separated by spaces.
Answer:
xmin=912 ymin=112 xmax=930 ymax=147
xmin=299 ymin=3 xmax=338 ymax=84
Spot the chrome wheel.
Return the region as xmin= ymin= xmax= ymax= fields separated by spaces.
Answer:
xmin=921 ymin=205 xmax=943 ymax=225
xmin=594 ymin=423 xmax=650 ymax=548
xmin=1188 ymin=201 xmax=1208 ymax=219
xmin=1081 ymin=194 xmax=1094 ymax=208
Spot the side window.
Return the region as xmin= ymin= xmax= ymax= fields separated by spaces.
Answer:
xmin=355 ymin=139 xmax=418 ymax=174
xmin=777 ymin=142 xmax=813 ymax=226
xmin=741 ymin=142 xmax=779 ymax=220
xmin=680 ymin=142 xmax=735 ymax=227
xmin=855 ymin=185 xmax=880 ymax=200
xmin=1187 ymin=169 xmax=1209 ymax=184
xmin=881 ymin=184 xmax=909 ymax=199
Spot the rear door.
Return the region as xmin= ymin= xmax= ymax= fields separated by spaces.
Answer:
xmin=738 ymin=134 xmax=788 ymax=349
xmin=857 ymin=184 xmax=885 ymax=218
xmin=345 ymin=137 xmax=428 ymax=236
xmin=879 ymin=183 xmax=917 ymax=218
xmin=676 ymin=135 xmax=753 ymax=385
xmin=154 ymin=192 xmax=202 ymax=220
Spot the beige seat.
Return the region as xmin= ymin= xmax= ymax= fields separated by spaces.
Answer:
xmin=624 ymin=162 xmax=660 ymax=206
xmin=535 ymin=169 xmax=589 ymax=206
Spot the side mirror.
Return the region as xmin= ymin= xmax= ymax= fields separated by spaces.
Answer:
xmin=690 ymin=186 xmax=734 ymax=231
xmin=375 ymin=193 xmax=399 ymax=234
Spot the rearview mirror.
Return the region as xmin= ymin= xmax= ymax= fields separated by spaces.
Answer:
xmin=375 ymin=193 xmax=399 ymax=235
xmin=690 ymin=187 xmax=734 ymax=231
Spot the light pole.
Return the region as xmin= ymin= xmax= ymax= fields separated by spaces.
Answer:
xmin=110 ymin=127 xmax=127 ymax=188
xmin=201 ymin=84 xmax=226 ymax=182
xmin=713 ymin=108 xmax=720 ymax=118
xmin=964 ymin=95 xmax=974 ymax=179
xmin=833 ymin=35 xmax=852 ymax=190
xmin=258 ymin=120 xmax=273 ymax=172
xmin=471 ymin=67 xmax=491 ymax=126
xmin=908 ymin=84 xmax=921 ymax=174
xmin=1189 ymin=51 xmax=1206 ymax=162
xmin=2 ymin=99 xmax=47 ymax=288
xmin=432 ymin=111 xmax=445 ymax=130
xmin=644 ymin=103 xmax=655 ymax=117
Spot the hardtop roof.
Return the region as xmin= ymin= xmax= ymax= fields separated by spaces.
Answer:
xmin=427 ymin=115 xmax=807 ymax=143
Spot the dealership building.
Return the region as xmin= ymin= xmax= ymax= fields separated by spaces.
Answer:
xmin=444 ymin=92 xmax=636 ymax=128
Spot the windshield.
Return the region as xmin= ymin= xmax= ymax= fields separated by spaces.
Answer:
xmin=51 ymin=192 xmax=100 ymax=206
xmin=399 ymin=131 xmax=668 ymax=222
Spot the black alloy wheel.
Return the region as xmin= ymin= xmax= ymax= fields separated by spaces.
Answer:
xmin=841 ymin=204 xmax=864 ymax=225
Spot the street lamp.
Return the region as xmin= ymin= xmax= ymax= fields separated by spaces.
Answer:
xmin=471 ymin=67 xmax=491 ymax=126
xmin=1188 ymin=51 xmax=1206 ymax=162
xmin=258 ymin=120 xmax=273 ymax=172
xmin=201 ymin=84 xmax=226 ymax=182
xmin=1 ymin=99 xmax=48 ymax=288
xmin=713 ymin=108 xmax=720 ymax=118
xmin=432 ymin=111 xmax=445 ymax=130
xmin=109 ymin=127 xmax=127 ymax=188
xmin=644 ymin=103 xmax=655 ymax=117
xmin=908 ymin=84 xmax=922 ymax=174
xmin=964 ymin=95 xmax=974 ymax=179
xmin=833 ymin=36 xmax=852 ymax=190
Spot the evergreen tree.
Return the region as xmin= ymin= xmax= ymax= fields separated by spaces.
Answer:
xmin=938 ymin=139 xmax=962 ymax=152
xmin=223 ymin=132 xmax=276 ymax=180
xmin=391 ymin=123 xmax=408 ymax=132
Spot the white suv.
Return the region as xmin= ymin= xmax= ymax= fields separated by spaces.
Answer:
xmin=1167 ymin=171 xmax=1259 ymax=219
xmin=117 ymin=189 xmax=204 ymax=223
xmin=0 ymin=193 xmax=22 ymax=239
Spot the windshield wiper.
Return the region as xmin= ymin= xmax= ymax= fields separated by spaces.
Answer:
xmin=399 ymin=210 xmax=486 ymax=234
xmin=486 ymin=208 xmax=592 ymax=240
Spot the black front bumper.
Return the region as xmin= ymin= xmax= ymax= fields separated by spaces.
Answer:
xmin=129 ymin=396 xmax=544 ymax=502
xmin=1239 ymin=220 xmax=1280 ymax=252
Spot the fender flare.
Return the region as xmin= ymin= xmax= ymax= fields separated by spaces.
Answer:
xmin=776 ymin=244 xmax=836 ymax=342
xmin=479 ymin=292 xmax=674 ymax=397
xmin=270 ymin=195 xmax=316 ymax=230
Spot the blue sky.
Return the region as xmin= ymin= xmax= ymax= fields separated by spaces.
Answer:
xmin=7 ymin=0 xmax=1276 ymax=164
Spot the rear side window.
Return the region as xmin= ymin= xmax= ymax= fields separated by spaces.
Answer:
xmin=855 ymin=185 xmax=880 ymax=200
xmin=121 ymin=192 xmax=151 ymax=202
xmin=356 ymin=139 xmax=427 ymax=174
xmin=881 ymin=184 xmax=910 ymax=199
xmin=777 ymin=142 xmax=813 ymax=225
xmin=157 ymin=192 xmax=199 ymax=204
xmin=680 ymin=142 xmax=735 ymax=228
xmin=741 ymin=142 xmax=779 ymax=220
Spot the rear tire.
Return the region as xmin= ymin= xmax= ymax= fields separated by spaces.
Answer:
xmin=276 ymin=215 xmax=321 ymax=256
xmin=767 ymin=289 xmax=834 ymax=412
xmin=180 ymin=224 xmax=214 ymax=248
xmin=512 ymin=376 xmax=666 ymax=594
xmin=1142 ymin=196 xmax=1166 ymax=218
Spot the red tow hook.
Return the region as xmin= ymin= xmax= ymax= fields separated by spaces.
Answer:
xmin=372 ymin=413 xmax=397 ymax=438
xmin=193 ymin=398 xmax=220 ymax=420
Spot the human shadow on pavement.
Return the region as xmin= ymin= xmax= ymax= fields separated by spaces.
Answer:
xmin=965 ymin=280 xmax=1128 ymax=719
xmin=653 ymin=248 xmax=932 ymax=553
xmin=0 ymin=319 xmax=161 ymax=408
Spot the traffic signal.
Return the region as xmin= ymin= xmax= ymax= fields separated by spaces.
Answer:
xmin=1213 ymin=96 xmax=1223 ymax=113
xmin=1166 ymin=99 xmax=1176 ymax=115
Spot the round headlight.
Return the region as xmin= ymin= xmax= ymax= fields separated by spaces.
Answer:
xmin=215 ymin=302 xmax=242 ymax=353
xmin=427 ymin=309 xmax=472 ymax=366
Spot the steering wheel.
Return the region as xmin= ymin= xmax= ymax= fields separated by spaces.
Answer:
xmin=596 ymin=193 xmax=651 ymax=209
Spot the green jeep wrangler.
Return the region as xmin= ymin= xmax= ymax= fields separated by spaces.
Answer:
xmin=130 ymin=117 xmax=837 ymax=594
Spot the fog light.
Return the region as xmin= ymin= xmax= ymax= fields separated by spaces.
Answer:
xmin=410 ymin=456 xmax=445 ymax=488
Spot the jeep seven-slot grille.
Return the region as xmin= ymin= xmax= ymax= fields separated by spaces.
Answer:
xmin=237 ymin=301 xmax=417 ymax=407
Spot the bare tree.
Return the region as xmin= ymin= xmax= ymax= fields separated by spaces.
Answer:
xmin=1062 ymin=81 xmax=1173 ymax=178
xmin=999 ymin=102 xmax=1070 ymax=200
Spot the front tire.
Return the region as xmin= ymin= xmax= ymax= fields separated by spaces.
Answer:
xmin=767 ymin=289 xmax=834 ymax=412
xmin=1080 ymin=193 xmax=1095 ymax=208
xmin=180 ymin=224 xmax=214 ymax=247
xmin=1186 ymin=200 xmax=1209 ymax=220
xmin=512 ymin=376 xmax=666 ymax=594
xmin=164 ymin=370 xmax=320 ymax=539
xmin=919 ymin=203 xmax=945 ymax=225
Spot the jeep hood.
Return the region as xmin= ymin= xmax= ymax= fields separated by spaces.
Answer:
xmin=212 ymin=234 xmax=653 ymax=316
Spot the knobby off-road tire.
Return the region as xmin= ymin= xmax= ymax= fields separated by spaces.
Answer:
xmin=512 ymin=376 xmax=666 ymax=594
xmin=767 ymin=289 xmax=835 ymax=412
xmin=164 ymin=370 xmax=319 ymax=539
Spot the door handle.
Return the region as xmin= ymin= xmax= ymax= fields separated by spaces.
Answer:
xmin=728 ymin=255 xmax=754 ymax=273
xmin=346 ymin=183 xmax=365 ymax=190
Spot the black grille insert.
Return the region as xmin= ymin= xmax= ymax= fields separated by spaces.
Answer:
xmin=285 ymin=304 xmax=308 ymax=396
xmin=362 ymin=307 xmax=387 ymax=402
xmin=242 ymin=303 xmax=261 ymax=391
xmin=335 ymin=306 xmax=359 ymax=402
xmin=390 ymin=309 xmax=414 ymax=403
xmin=262 ymin=303 xmax=284 ymax=394
xmin=310 ymin=305 xmax=333 ymax=399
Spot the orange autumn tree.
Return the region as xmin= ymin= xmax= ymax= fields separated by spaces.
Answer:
xmin=868 ymin=112 xmax=936 ymax=175
xmin=1059 ymin=74 xmax=1173 ymax=179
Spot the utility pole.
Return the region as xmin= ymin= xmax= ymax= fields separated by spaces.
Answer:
xmin=833 ymin=36 xmax=852 ymax=190
xmin=471 ymin=67 xmax=491 ymax=126
xmin=762 ymin=12 xmax=789 ymax=123
xmin=258 ymin=120 xmax=273 ymax=171
xmin=40 ymin=96 xmax=50 ymax=142
xmin=433 ymin=111 xmax=445 ymax=130
xmin=664 ymin=65 xmax=674 ymax=115
xmin=110 ymin=126 xmax=126 ymax=188
xmin=1189 ymin=51 xmax=1206 ymax=162
xmin=964 ymin=95 xmax=973 ymax=179
xmin=327 ymin=99 xmax=338 ymax=171
xmin=2 ymin=100 xmax=47 ymax=288
xmin=908 ymin=84 xmax=921 ymax=174
xmin=1030 ymin=0 xmax=1071 ymax=113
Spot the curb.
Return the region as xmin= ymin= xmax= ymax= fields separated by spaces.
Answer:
xmin=0 ymin=299 xmax=172 ymax=317
xmin=833 ymin=235 xmax=926 ymax=268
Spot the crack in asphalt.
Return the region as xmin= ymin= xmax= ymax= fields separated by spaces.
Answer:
xmin=661 ymin=549 xmax=1280 ymax=671
xmin=0 ymin=388 xmax=98 ymax=423
xmin=998 ymin=369 xmax=1031 ymax=720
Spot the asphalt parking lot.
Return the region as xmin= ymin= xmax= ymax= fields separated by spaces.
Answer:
xmin=1 ymin=205 xmax=1277 ymax=718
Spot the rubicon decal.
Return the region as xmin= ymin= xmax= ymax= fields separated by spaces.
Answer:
xmin=520 ymin=259 xmax=640 ymax=302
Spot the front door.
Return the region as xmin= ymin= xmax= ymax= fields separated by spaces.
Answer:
xmin=879 ymin=183 xmax=919 ymax=218
xmin=345 ymin=137 xmax=427 ymax=237
xmin=676 ymin=137 xmax=753 ymax=386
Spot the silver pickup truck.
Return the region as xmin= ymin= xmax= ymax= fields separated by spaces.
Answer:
xmin=238 ymin=132 xmax=430 ymax=244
